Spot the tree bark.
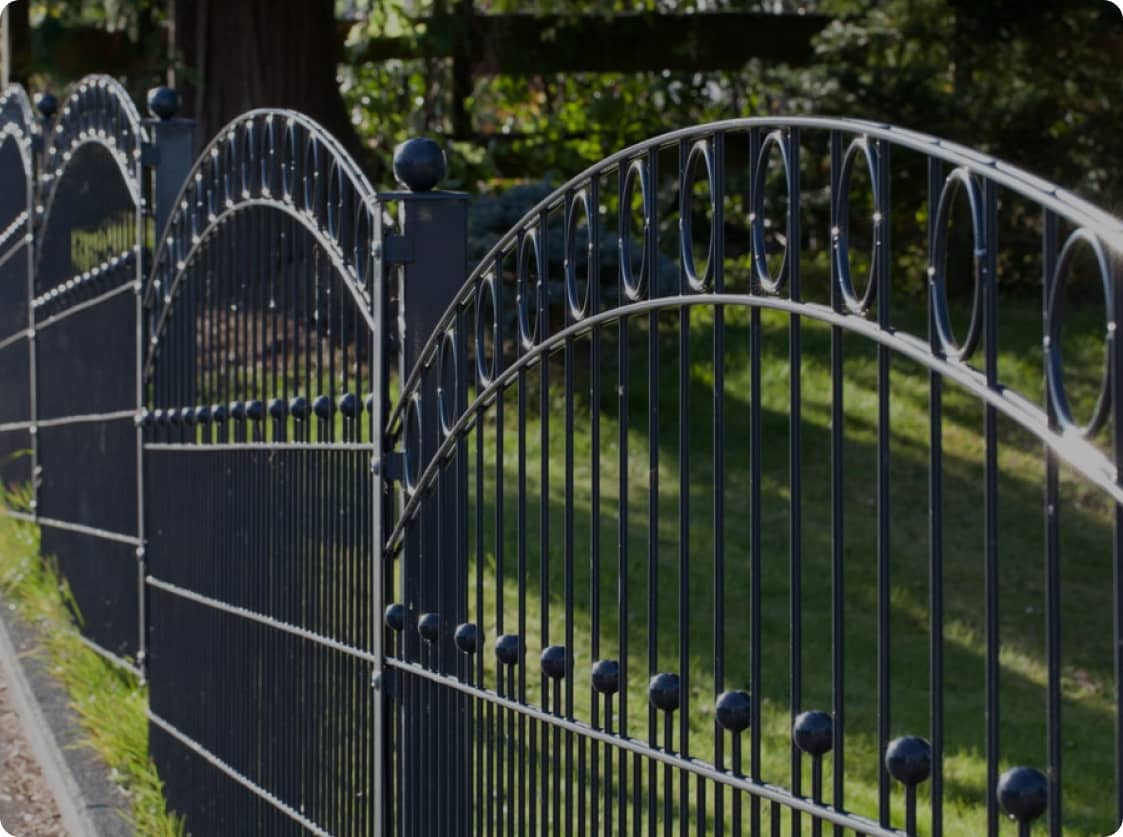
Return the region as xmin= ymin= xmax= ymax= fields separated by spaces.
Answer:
xmin=173 ymin=0 xmax=366 ymax=168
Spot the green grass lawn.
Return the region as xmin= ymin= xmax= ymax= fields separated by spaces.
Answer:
xmin=425 ymin=293 xmax=1117 ymax=835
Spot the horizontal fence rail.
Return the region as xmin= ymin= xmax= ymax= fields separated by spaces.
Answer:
xmin=0 ymin=73 xmax=1121 ymax=836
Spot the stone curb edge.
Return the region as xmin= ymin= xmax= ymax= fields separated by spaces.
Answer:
xmin=0 ymin=600 xmax=132 ymax=837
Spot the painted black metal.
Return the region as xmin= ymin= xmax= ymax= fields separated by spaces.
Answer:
xmin=4 ymin=75 xmax=1123 ymax=835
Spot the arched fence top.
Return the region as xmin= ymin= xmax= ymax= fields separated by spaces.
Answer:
xmin=39 ymin=74 xmax=147 ymax=204
xmin=0 ymin=83 xmax=38 ymax=149
xmin=142 ymin=108 xmax=381 ymax=380
xmin=0 ymin=84 xmax=38 ymax=249
xmin=387 ymin=115 xmax=1123 ymax=542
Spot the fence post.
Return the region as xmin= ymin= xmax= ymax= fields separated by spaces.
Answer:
xmin=144 ymin=87 xmax=194 ymax=241
xmin=383 ymin=137 xmax=470 ymax=835
xmin=139 ymin=86 xmax=193 ymax=673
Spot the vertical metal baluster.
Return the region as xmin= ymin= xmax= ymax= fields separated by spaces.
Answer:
xmin=476 ymin=272 xmax=487 ymax=837
xmin=983 ymin=178 xmax=1000 ymax=837
xmin=1041 ymin=209 xmax=1061 ymax=837
xmin=646 ymin=144 xmax=660 ymax=837
xmin=786 ymin=127 xmax=803 ymax=837
xmin=496 ymin=243 xmax=508 ymax=837
xmin=676 ymin=135 xmax=692 ymax=837
xmin=588 ymin=174 xmax=603 ymax=837
xmin=615 ymin=159 xmax=631 ymax=837
xmin=926 ymin=155 xmax=945 ymax=837
xmin=828 ymin=129 xmax=845 ymax=837
xmin=748 ymin=127 xmax=763 ymax=837
xmin=875 ymin=140 xmax=892 ymax=829
xmin=712 ymin=129 xmax=727 ymax=837
xmin=1113 ymin=217 xmax=1123 ymax=833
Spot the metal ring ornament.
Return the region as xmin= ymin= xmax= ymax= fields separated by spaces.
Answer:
xmin=221 ymin=132 xmax=235 ymax=210
xmin=1045 ymin=227 xmax=1114 ymax=437
xmin=402 ymin=393 xmax=423 ymax=493
xmin=619 ymin=159 xmax=651 ymax=301
xmin=680 ymin=138 xmax=717 ymax=292
xmin=327 ymin=159 xmax=343 ymax=238
xmin=750 ymin=130 xmax=792 ymax=295
xmin=281 ymin=120 xmax=297 ymax=202
xmin=929 ymin=167 xmax=986 ymax=362
xmin=260 ymin=115 xmax=275 ymax=197
xmin=303 ymin=136 xmax=321 ymax=217
xmin=207 ymin=147 xmax=221 ymax=221
xmin=565 ymin=190 xmax=594 ymax=320
xmin=240 ymin=121 xmax=255 ymax=200
xmin=474 ymin=274 xmax=499 ymax=386
xmin=437 ymin=328 xmax=459 ymax=437
xmin=833 ymin=137 xmax=882 ymax=315
xmin=517 ymin=229 xmax=543 ymax=349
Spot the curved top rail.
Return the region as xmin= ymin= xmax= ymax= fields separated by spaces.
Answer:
xmin=0 ymin=84 xmax=38 ymax=140
xmin=0 ymin=84 xmax=38 ymax=178
xmin=39 ymin=74 xmax=147 ymax=202
xmin=472 ymin=116 xmax=1123 ymax=304
xmin=142 ymin=108 xmax=381 ymax=379
xmin=390 ymin=115 xmax=1123 ymax=520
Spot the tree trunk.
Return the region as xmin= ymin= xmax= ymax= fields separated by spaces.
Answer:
xmin=2 ymin=2 xmax=32 ymax=89
xmin=173 ymin=0 xmax=367 ymax=171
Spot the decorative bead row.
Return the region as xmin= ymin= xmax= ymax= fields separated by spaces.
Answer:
xmin=385 ymin=606 xmax=1051 ymax=830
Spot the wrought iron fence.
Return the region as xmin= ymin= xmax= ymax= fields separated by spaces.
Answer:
xmin=0 ymin=73 xmax=1122 ymax=836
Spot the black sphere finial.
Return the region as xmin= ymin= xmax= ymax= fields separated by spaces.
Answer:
xmin=34 ymin=92 xmax=58 ymax=120
xmin=884 ymin=736 xmax=932 ymax=787
xmin=996 ymin=766 xmax=1048 ymax=824
xmin=147 ymin=86 xmax=179 ymax=121
xmin=393 ymin=138 xmax=447 ymax=193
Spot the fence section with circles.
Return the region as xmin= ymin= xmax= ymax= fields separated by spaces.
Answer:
xmin=3 ymin=73 xmax=1123 ymax=837
xmin=383 ymin=121 xmax=1123 ymax=837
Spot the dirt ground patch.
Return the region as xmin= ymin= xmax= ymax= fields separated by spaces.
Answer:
xmin=0 ymin=672 xmax=65 ymax=837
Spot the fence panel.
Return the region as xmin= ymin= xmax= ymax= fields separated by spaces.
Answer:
xmin=0 ymin=85 xmax=36 ymax=493
xmin=30 ymin=75 xmax=149 ymax=665
xmin=142 ymin=110 xmax=385 ymax=835
xmin=5 ymin=72 xmax=1123 ymax=836
xmin=382 ymin=123 xmax=1123 ymax=836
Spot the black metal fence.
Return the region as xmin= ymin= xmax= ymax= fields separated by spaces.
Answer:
xmin=1 ymin=73 xmax=1122 ymax=836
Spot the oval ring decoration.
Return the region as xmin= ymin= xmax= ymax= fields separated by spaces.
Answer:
xmin=619 ymin=158 xmax=651 ymax=301
xmin=680 ymin=138 xmax=717 ymax=292
xmin=240 ymin=121 xmax=257 ymax=200
xmin=750 ymin=129 xmax=792 ymax=295
xmin=833 ymin=136 xmax=882 ymax=316
xmin=517 ymin=229 xmax=543 ymax=350
xmin=281 ymin=120 xmax=297 ymax=202
xmin=565 ymin=189 xmax=594 ymax=320
xmin=474 ymin=273 xmax=499 ymax=386
xmin=402 ymin=393 xmax=423 ymax=494
xmin=302 ymin=136 xmax=321 ymax=217
xmin=260 ymin=115 xmax=276 ymax=197
xmin=1045 ymin=227 xmax=1114 ymax=437
xmin=437 ymin=327 xmax=459 ymax=438
xmin=929 ymin=167 xmax=986 ymax=362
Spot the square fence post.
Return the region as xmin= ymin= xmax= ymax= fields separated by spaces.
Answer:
xmin=381 ymin=138 xmax=470 ymax=836
xmin=140 ymin=86 xmax=194 ymax=674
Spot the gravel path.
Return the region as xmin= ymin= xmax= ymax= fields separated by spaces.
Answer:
xmin=0 ymin=671 xmax=66 ymax=836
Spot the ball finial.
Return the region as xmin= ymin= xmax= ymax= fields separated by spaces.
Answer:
xmin=996 ymin=766 xmax=1048 ymax=824
xmin=147 ymin=87 xmax=179 ymax=120
xmin=34 ymin=92 xmax=58 ymax=120
xmin=792 ymin=710 xmax=834 ymax=757
xmin=884 ymin=736 xmax=932 ymax=786
xmin=393 ymin=138 xmax=447 ymax=192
